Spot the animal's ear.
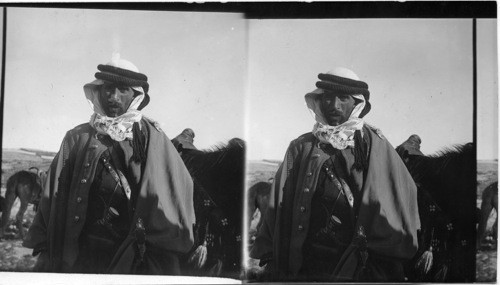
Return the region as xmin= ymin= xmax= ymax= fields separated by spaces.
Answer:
xmin=403 ymin=150 xmax=410 ymax=159
xmin=228 ymin=138 xmax=245 ymax=148
xmin=29 ymin=166 xmax=39 ymax=173
xmin=176 ymin=143 xmax=185 ymax=152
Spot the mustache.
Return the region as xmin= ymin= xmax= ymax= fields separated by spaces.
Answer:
xmin=324 ymin=110 xmax=342 ymax=116
xmin=106 ymin=103 xmax=121 ymax=108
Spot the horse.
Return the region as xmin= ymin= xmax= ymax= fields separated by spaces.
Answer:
xmin=173 ymin=131 xmax=245 ymax=278
xmin=397 ymin=139 xmax=476 ymax=282
xmin=0 ymin=167 xmax=45 ymax=239
xmin=477 ymin=181 xmax=498 ymax=248
xmin=247 ymin=180 xmax=272 ymax=244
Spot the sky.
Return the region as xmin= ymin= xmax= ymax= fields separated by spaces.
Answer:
xmin=2 ymin=8 xmax=246 ymax=152
xmin=247 ymin=19 xmax=497 ymax=160
xmin=1 ymin=10 xmax=498 ymax=161
xmin=477 ymin=20 xmax=499 ymax=160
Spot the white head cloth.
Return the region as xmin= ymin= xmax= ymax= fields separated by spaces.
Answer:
xmin=304 ymin=67 xmax=367 ymax=150
xmin=83 ymin=54 xmax=145 ymax=142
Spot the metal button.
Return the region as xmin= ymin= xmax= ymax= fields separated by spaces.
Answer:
xmin=306 ymin=172 xmax=312 ymax=177
xmin=300 ymin=206 xmax=306 ymax=212
xmin=298 ymin=225 xmax=303 ymax=231
xmin=304 ymin=188 xmax=310 ymax=193
xmin=80 ymin=179 xmax=87 ymax=184
xmin=103 ymin=158 xmax=107 ymax=162
xmin=84 ymin=163 xmax=90 ymax=168
xmin=74 ymin=216 xmax=80 ymax=222
xmin=76 ymin=197 xmax=82 ymax=203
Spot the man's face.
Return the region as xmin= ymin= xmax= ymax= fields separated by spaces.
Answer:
xmin=319 ymin=92 xmax=356 ymax=126
xmin=99 ymin=82 xmax=135 ymax=117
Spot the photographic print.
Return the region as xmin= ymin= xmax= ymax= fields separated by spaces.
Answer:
xmin=245 ymin=17 xmax=497 ymax=283
xmin=1 ymin=7 xmax=246 ymax=283
xmin=0 ymin=2 xmax=496 ymax=284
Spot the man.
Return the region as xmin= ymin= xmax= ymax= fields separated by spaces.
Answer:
xmin=250 ymin=67 xmax=420 ymax=281
xmin=23 ymin=55 xmax=195 ymax=275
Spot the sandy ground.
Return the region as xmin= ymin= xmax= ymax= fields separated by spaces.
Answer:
xmin=0 ymin=193 xmax=38 ymax=272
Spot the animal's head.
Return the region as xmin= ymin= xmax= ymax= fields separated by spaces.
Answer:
xmin=38 ymin=170 xmax=48 ymax=184
xmin=28 ymin=166 xmax=40 ymax=175
xmin=396 ymin=134 xmax=424 ymax=166
xmin=28 ymin=167 xmax=46 ymax=207
xmin=227 ymin=138 xmax=245 ymax=149
xmin=172 ymin=128 xmax=198 ymax=154
xmin=31 ymin=178 xmax=43 ymax=208
xmin=248 ymin=181 xmax=272 ymax=219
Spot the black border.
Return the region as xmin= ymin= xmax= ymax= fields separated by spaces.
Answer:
xmin=0 ymin=2 xmax=496 ymax=18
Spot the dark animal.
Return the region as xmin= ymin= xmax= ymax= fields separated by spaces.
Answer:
xmin=477 ymin=181 xmax=498 ymax=248
xmin=398 ymin=141 xmax=476 ymax=282
xmin=0 ymin=168 xmax=44 ymax=239
xmin=173 ymin=133 xmax=245 ymax=277
xmin=247 ymin=180 xmax=272 ymax=243
xmin=172 ymin=128 xmax=197 ymax=151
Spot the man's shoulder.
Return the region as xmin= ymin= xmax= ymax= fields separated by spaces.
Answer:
xmin=67 ymin=123 xmax=93 ymax=135
xmin=362 ymin=123 xmax=399 ymax=155
xmin=363 ymin=123 xmax=386 ymax=141
xmin=289 ymin=132 xmax=316 ymax=147
xmin=59 ymin=123 xmax=94 ymax=146
xmin=141 ymin=116 xmax=164 ymax=134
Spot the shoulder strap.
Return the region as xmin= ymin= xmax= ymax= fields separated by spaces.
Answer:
xmin=101 ymin=153 xmax=132 ymax=201
xmin=331 ymin=157 xmax=357 ymax=227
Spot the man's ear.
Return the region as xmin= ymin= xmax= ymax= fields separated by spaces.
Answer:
xmin=133 ymin=89 xmax=142 ymax=97
xmin=353 ymin=97 xmax=362 ymax=106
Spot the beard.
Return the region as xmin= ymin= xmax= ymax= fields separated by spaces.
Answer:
xmin=105 ymin=104 xmax=125 ymax=117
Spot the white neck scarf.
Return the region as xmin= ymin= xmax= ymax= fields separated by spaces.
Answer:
xmin=306 ymin=92 xmax=366 ymax=150
xmin=84 ymin=79 xmax=145 ymax=141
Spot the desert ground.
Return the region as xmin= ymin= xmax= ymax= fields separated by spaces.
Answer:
xmin=0 ymin=149 xmax=53 ymax=271
xmin=0 ymin=149 xmax=497 ymax=282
